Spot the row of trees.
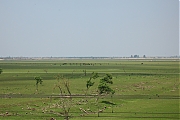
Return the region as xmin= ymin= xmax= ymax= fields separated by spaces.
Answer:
xmin=55 ymin=72 xmax=115 ymax=120
xmin=0 ymin=68 xmax=115 ymax=120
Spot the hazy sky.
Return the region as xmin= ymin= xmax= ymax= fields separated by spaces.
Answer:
xmin=0 ymin=0 xmax=179 ymax=57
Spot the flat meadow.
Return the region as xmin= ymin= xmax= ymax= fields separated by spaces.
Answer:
xmin=0 ymin=59 xmax=179 ymax=120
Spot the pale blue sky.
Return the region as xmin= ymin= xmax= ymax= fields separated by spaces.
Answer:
xmin=0 ymin=0 xmax=179 ymax=57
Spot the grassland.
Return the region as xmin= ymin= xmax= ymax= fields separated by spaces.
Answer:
xmin=0 ymin=59 xmax=179 ymax=120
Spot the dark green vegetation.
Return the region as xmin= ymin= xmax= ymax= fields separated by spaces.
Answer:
xmin=0 ymin=59 xmax=179 ymax=119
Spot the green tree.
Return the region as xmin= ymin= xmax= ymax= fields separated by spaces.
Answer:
xmin=86 ymin=72 xmax=99 ymax=91
xmin=81 ymin=73 xmax=115 ymax=117
xmin=98 ymin=83 xmax=114 ymax=94
xmin=85 ymin=72 xmax=99 ymax=102
xmin=34 ymin=76 xmax=43 ymax=92
xmin=99 ymin=73 xmax=113 ymax=85
xmin=97 ymin=74 xmax=115 ymax=117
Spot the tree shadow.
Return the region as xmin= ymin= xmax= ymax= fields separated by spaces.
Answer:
xmin=101 ymin=100 xmax=116 ymax=105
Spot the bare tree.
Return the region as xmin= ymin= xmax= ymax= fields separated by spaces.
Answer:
xmin=54 ymin=74 xmax=72 ymax=120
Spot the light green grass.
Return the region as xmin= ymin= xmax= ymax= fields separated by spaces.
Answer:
xmin=0 ymin=59 xmax=179 ymax=119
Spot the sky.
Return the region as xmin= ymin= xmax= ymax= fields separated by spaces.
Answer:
xmin=0 ymin=0 xmax=179 ymax=57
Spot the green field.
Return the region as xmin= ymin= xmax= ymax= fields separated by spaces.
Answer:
xmin=0 ymin=59 xmax=179 ymax=120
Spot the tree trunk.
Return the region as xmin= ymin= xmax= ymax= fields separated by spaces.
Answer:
xmin=111 ymin=95 xmax=114 ymax=113
xmin=84 ymin=70 xmax=86 ymax=76
xmin=36 ymin=84 xmax=38 ymax=92
xmin=64 ymin=111 xmax=69 ymax=120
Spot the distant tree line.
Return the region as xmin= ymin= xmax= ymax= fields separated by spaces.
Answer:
xmin=131 ymin=55 xmax=146 ymax=58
